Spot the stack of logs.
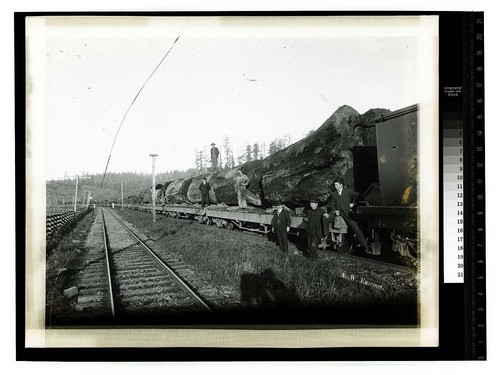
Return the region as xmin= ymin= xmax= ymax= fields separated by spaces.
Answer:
xmin=46 ymin=207 xmax=91 ymax=252
xmin=156 ymin=105 xmax=389 ymax=208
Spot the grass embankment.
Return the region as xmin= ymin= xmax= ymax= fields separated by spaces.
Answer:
xmin=119 ymin=210 xmax=417 ymax=312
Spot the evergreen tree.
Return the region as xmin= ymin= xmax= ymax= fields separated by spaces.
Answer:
xmin=252 ymin=143 xmax=260 ymax=160
xmin=194 ymin=149 xmax=205 ymax=171
xmin=260 ymin=142 xmax=266 ymax=159
xmin=222 ymin=136 xmax=235 ymax=170
xmin=245 ymin=144 xmax=253 ymax=162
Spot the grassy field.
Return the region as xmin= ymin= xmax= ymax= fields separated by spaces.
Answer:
xmin=118 ymin=209 xmax=418 ymax=324
xmin=45 ymin=208 xmax=418 ymax=325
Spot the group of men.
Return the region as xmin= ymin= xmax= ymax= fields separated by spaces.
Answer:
xmin=271 ymin=177 xmax=369 ymax=259
xmin=204 ymin=142 xmax=367 ymax=258
xmin=199 ymin=168 xmax=250 ymax=209
xmin=200 ymin=142 xmax=250 ymax=209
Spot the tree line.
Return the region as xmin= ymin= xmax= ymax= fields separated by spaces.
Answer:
xmin=47 ymin=132 xmax=314 ymax=203
xmin=194 ymin=134 xmax=296 ymax=172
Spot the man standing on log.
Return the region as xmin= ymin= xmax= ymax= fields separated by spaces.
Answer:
xmin=199 ymin=177 xmax=210 ymax=208
xmin=271 ymin=200 xmax=291 ymax=253
xmin=327 ymin=177 xmax=370 ymax=254
xmin=210 ymin=143 xmax=219 ymax=172
xmin=235 ymin=170 xmax=249 ymax=208
xmin=304 ymin=198 xmax=326 ymax=259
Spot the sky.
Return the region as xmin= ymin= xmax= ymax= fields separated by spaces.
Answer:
xmin=27 ymin=15 xmax=425 ymax=180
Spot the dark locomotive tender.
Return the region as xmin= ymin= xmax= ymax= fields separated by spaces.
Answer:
xmin=145 ymin=104 xmax=419 ymax=266
xmin=351 ymin=104 xmax=418 ymax=266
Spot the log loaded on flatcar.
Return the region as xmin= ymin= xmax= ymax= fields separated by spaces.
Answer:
xmin=144 ymin=104 xmax=419 ymax=267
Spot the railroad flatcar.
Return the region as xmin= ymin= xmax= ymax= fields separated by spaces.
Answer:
xmin=131 ymin=104 xmax=419 ymax=267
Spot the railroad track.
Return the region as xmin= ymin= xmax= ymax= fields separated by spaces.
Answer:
xmin=73 ymin=207 xmax=226 ymax=323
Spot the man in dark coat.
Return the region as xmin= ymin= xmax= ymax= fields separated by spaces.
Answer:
xmin=210 ymin=143 xmax=219 ymax=172
xmin=328 ymin=177 xmax=369 ymax=253
xmin=271 ymin=200 xmax=291 ymax=253
xmin=305 ymin=198 xmax=326 ymax=259
xmin=199 ymin=177 xmax=210 ymax=207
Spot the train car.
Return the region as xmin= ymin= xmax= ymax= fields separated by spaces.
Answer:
xmin=161 ymin=204 xmax=307 ymax=235
xmin=351 ymin=104 xmax=419 ymax=266
xmin=132 ymin=104 xmax=419 ymax=267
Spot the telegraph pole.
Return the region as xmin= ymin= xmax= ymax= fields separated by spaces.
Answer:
xmin=74 ymin=175 xmax=79 ymax=212
xmin=150 ymin=153 xmax=158 ymax=222
xmin=74 ymin=175 xmax=90 ymax=212
xmin=121 ymin=182 xmax=124 ymax=210
xmin=83 ymin=186 xmax=91 ymax=208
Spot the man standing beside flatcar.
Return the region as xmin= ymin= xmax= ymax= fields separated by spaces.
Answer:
xmin=304 ymin=198 xmax=327 ymax=259
xmin=327 ymin=177 xmax=370 ymax=254
xmin=271 ymin=200 xmax=291 ymax=253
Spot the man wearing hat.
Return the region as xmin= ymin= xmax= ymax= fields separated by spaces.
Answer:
xmin=304 ymin=198 xmax=327 ymax=259
xmin=199 ymin=177 xmax=210 ymax=208
xmin=271 ymin=200 xmax=291 ymax=253
xmin=234 ymin=169 xmax=249 ymax=208
xmin=327 ymin=177 xmax=370 ymax=253
xmin=210 ymin=143 xmax=219 ymax=172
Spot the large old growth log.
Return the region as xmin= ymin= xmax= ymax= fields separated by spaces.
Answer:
xmin=164 ymin=179 xmax=187 ymax=204
xmin=260 ymin=105 xmax=389 ymax=207
xmin=209 ymin=160 xmax=264 ymax=207
xmin=160 ymin=105 xmax=389 ymax=208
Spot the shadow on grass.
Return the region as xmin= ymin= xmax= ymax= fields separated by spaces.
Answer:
xmin=240 ymin=268 xmax=301 ymax=309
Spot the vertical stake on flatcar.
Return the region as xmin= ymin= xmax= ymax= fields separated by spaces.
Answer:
xmin=150 ymin=153 xmax=158 ymax=222
xmin=73 ymin=175 xmax=79 ymax=212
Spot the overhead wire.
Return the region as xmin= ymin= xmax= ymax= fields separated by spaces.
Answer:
xmin=97 ymin=35 xmax=180 ymax=200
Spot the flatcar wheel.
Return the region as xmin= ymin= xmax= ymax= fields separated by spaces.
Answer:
xmin=206 ymin=218 xmax=213 ymax=226
xmin=226 ymin=222 xmax=235 ymax=230
xmin=337 ymin=233 xmax=356 ymax=255
xmin=337 ymin=240 xmax=355 ymax=255
xmin=397 ymin=242 xmax=418 ymax=268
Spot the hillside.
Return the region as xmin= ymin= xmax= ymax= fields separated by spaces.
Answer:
xmin=46 ymin=170 xmax=198 ymax=205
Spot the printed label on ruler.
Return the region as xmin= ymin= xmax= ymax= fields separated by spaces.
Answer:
xmin=443 ymin=121 xmax=464 ymax=283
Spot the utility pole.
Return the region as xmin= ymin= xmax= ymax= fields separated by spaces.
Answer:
xmin=150 ymin=153 xmax=158 ymax=222
xmin=121 ymin=182 xmax=124 ymax=210
xmin=74 ymin=175 xmax=79 ymax=212
xmin=83 ymin=186 xmax=91 ymax=209
xmin=74 ymin=175 xmax=90 ymax=212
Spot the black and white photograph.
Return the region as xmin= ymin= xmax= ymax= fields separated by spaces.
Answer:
xmin=22 ymin=14 xmax=441 ymax=350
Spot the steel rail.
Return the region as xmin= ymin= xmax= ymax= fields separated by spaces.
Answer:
xmin=104 ymin=208 xmax=213 ymax=312
xmin=101 ymin=209 xmax=116 ymax=319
